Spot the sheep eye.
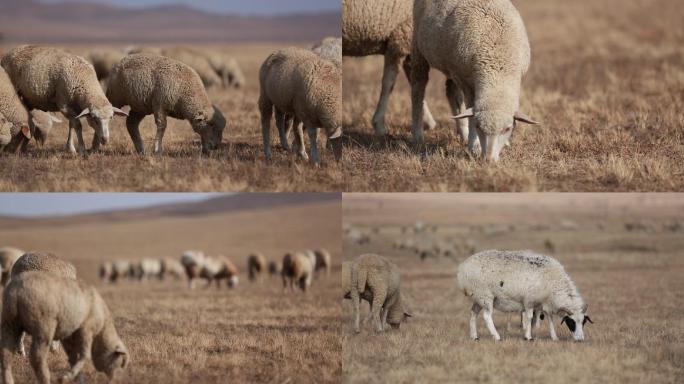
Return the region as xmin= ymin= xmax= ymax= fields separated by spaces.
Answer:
xmin=503 ymin=125 xmax=512 ymax=133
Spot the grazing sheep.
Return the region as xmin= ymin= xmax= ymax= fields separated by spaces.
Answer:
xmin=1 ymin=45 xmax=128 ymax=154
xmin=0 ymin=247 xmax=23 ymax=286
xmin=204 ymin=52 xmax=245 ymax=88
xmin=1 ymin=272 xmax=129 ymax=384
xmin=110 ymin=260 xmax=132 ymax=283
xmin=99 ymin=261 xmax=113 ymax=282
xmin=0 ymin=68 xmax=61 ymax=152
xmin=342 ymin=0 xmax=436 ymax=135
xmin=161 ymin=46 xmax=222 ymax=89
xmin=411 ymin=0 xmax=539 ymax=161
xmin=457 ymin=250 xmax=593 ymax=341
xmin=247 ymin=253 xmax=267 ymax=283
xmin=312 ymin=37 xmax=342 ymax=68
xmin=180 ymin=250 xmax=205 ymax=289
xmin=107 ymin=53 xmax=226 ymax=155
xmin=259 ymin=47 xmax=342 ymax=164
xmin=132 ymin=258 xmax=163 ymax=281
xmin=199 ymin=256 xmax=239 ymax=289
xmin=345 ymin=253 xmax=411 ymax=332
xmin=88 ymin=49 xmax=125 ymax=83
xmin=314 ymin=249 xmax=332 ymax=276
xmin=161 ymin=257 xmax=185 ymax=280
xmin=281 ymin=252 xmax=314 ymax=292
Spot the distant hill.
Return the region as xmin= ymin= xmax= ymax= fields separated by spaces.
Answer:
xmin=0 ymin=193 xmax=340 ymax=228
xmin=0 ymin=0 xmax=340 ymax=43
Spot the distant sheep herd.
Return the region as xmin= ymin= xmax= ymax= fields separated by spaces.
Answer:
xmin=0 ymin=37 xmax=342 ymax=165
xmin=0 ymin=245 xmax=332 ymax=383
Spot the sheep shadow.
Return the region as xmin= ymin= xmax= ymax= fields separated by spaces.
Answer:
xmin=342 ymin=129 xmax=471 ymax=160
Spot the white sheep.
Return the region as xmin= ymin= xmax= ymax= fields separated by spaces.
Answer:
xmin=259 ymin=47 xmax=342 ymax=165
xmin=132 ymin=258 xmax=163 ymax=281
xmin=161 ymin=257 xmax=185 ymax=280
xmin=345 ymin=253 xmax=411 ymax=332
xmin=1 ymin=45 xmax=128 ymax=154
xmin=0 ymin=246 xmax=24 ymax=286
xmin=457 ymin=250 xmax=593 ymax=341
xmin=107 ymin=53 xmax=226 ymax=155
xmin=1 ymin=272 xmax=128 ymax=383
xmin=314 ymin=249 xmax=332 ymax=276
xmin=411 ymin=0 xmax=539 ymax=161
xmin=204 ymin=51 xmax=245 ymax=89
xmin=199 ymin=256 xmax=239 ymax=289
xmin=312 ymin=37 xmax=342 ymax=68
xmin=161 ymin=46 xmax=222 ymax=89
xmin=180 ymin=250 xmax=206 ymax=289
xmin=88 ymin=49 xmax=125 ymax=82
xmin=281 ymin=252 xmax=314 ymax=292
xmin=111 ymin=260 xmax=133 ymax=282
xmin=342 ymin=0 xmax=436 ymax=135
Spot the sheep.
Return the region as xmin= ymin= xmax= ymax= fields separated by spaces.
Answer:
xmin=342 ymin=0 xmax=436 ymax=136
xmin=457 ymin=250 xmax=593 ymax=341
xmin=0 ymin=247 xmax=23 ymax=286
xmin=88 ymin=49 xmax=125 ymax=83
xmin=281 ymin=252 xmax=314 ymax=292
xmin=180 ymin=250 xmax=205 ymax=289
xmin=258 ymin=47 xmax=342 ymax=165
xmin=160 ymin=46 xmax=222 ymax=89
xmin=99 ymin=261 xmax=113 ymax=282
xmin=411 ymin=0 xmax=539 ymax=161
xmin=132 ymin=258 xmax=163 ymax=281
xmin=106 ymin=53 xmax=226 ymax=155
xmin=199 ymin=256 xmax=239 ymax=289
xmin=0 ymin=67 xmax=61 ymax=152
xmin=1 ymin=45 xmax=128 ymax=154
xmin=1 ymin=272 xmax=128 ymax=384
xmin=314 ymin=249 xmax=332 ymax=276
xmin=344 ymin=253 xmax=411 ymax=332
xmin=247 ymin=253 xmax=267 ymax=283
xmin=204 ymin=52 xmax=245 ymax=89
xmin=109 ymin=260 xmax=132 ymax=283
xmin=312 ymin=37 xmax=342 ymax=68
xmin=161 ymin=257 xmax=185 ymax=280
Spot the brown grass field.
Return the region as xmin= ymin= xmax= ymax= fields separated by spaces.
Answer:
xmin=342 ymin=194 xmax=684 ymax=383
xmin=0 ymin=196 xmax=342 ymax=383
xmin=0 ymin=43 xmax=344 ymax=192
xmin=342 ymin=0 xmax=684 ymax=192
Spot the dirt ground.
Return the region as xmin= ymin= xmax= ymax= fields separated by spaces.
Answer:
xmin=0 ymin=199 xmax=342 ymax=383
xmin=342 ymin=0 xmax=684 ymax=192
xmin=342 ymin=193 xmax=684 ymax=383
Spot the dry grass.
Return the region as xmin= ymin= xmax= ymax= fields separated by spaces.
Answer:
xmin=342 ymin=194 xmax=684 ymax=383
xmin=342 ymin=0 xmax=684 ymax=191
xmin=0 ymin=199 xmax=342 ymax=383
xmin=0 ymin=43 xmax=343 ymax=192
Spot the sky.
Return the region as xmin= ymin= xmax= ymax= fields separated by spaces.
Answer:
xmin=0 ymin=193 xmax=225 ymax=217
xmin=39 ymin=0 xmax=341 ymax=15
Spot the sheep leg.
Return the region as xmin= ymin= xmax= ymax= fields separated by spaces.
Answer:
xmin=1 ymin=324 xmax=22 ymax=384
xmin=125 ymin=112 xmax=146 ymax=154
xmin=523 ymin=307 xmax=535 ymax=340
xmin=371 ymin=291 xmax=387 ymax=333
xmin=60 ymin=334 xmax=84 ymax=384
xmin=60 ymin=330 xmax=92 ymax=382
xmin=67 ymin=118 xmax=85 ymax=154
xmin=350 ymin=289 xmax=361 ymax=333
xmin=275 ymin=110 xmax=291 ymax=151
xmin=381 ymin=307 xmax=389 ymax=331
xmin=482 ymin=304 xmax=501 ymax=341
xmin=372 ymin=54 xmax=400 ymax=136
xmin=258 ymin=95 xmax=274 ymax=160
xmin=547 ymin=314 xmax=558 ymax=341
xmin=307 ymin=126 xmax=320 ymax=165
xmin=402 ymin=56 xmax=436 ymax=130
xmin=446 ymin=79 xmax=469 ymax=144
xmin=29 ymin=338 xmax=51 ymax=384
xmin=292 ymin=118 xmax=308 ymax=160
xmin=153 ymin=111 xmax=167 ymax=154
xmin=409 ymin=49 xmax=430 ymax=145
xmin=469 ymin=303 xmax=481 ymax=340
xmin=0 ymin=344 xmax=15 ymax=384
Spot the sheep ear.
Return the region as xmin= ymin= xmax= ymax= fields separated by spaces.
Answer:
xmin=404 ymin=312 xmax=412 ymax=318
xmin=583 ymin=316 xmax=593 ymax=325
xmin=329 ymin=126 xmax=342 ymax=139
xmin=113 ymin=107 xmax=129 ymax=117
xmin=453 ymin=108 xmax=474 ymax=120
xmin=75 ymin=108 xmax=90 ymax=119
xmin=514 ymin=111 xmax=539 ymax=125
xmin=21 ymin=125 xmax=31 ymax=139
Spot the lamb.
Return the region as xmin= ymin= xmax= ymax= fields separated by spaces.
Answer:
xmin=281 ymin=252 xmax=314 ymax=292
xmin=0 ymin=67 xmax=61 ymax=152
xmin=314 ymin=249 xmax=332 ymax=276
xmin=132 ymin=258 xmax=163 ymax=281
xmin=411 ymin=0 xmax=539 ymax=161
xmin=1 ymin=45 xmax=128 ymax=154
xmin=180 ymin=250 xmax=205 ymax=289
xmin=258 ymin=47 xmax=342 ymax=165
xmin=160 ymin=46 xmax=222 ymax=89
xmin=161 ymin=257 xmax=185 ymax=280
xmin=199 ymin=256 xmax=239 ymax=289
xmin=457 ymin=250 xmax=593 ymax=341
xmin=106 ymin=53 xmax=226 ymax=155
xmin=1 ymin=272 xmax=129 ymax=384
xmin=312 ymin=37 xmax=342 ymax=68
xmin=0 ymin=247 xmax=24 ymax=286
xmin=204 ymin=52 xmax=245 ymax=89
xmin=247 ymin=253 xmax=267 ymax=283
xmin=344 ymin=253 xmax=411 ymax=333
xmin=342 ymin=0 xmax=436 ymax=136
